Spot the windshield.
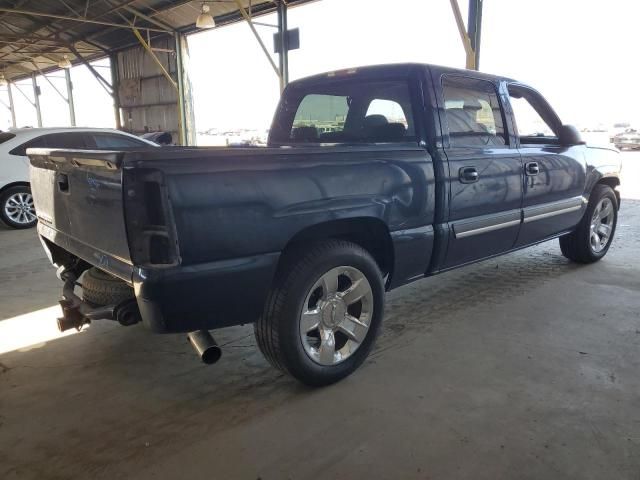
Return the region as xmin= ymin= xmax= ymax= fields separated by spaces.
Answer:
xmin=269 ymin=78 xmax=416 ymax=145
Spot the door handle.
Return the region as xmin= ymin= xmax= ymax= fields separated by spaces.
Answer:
xmin=459 ymin=166 xmax=479 ymax=184
xmin=525 ymin=162 xmax=539 ymax=176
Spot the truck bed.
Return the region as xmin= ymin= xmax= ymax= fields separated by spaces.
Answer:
xmin=28 ymin=144 xmax=436 ymax=332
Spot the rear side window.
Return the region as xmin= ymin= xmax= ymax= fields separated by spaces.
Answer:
xmin=92 ymin=133 xmax=146 ymax=149
xmin=442 ymin=76 xmax=507 ymax=147
xmin=43 ymin=132 xmax=93 ymax=149
xmin=9 ymin=136 xmax=47 ymax=156
xmin=272 ymin=79 xmax=416 ymax=144
xmin=0 ymin=132 xmax=16 ymax=144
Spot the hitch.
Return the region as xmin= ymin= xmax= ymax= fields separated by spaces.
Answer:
xmin=57 ymin=297 xmax=90 ymax=332
xmin=55 ymin=268 xmax=141 ymax=332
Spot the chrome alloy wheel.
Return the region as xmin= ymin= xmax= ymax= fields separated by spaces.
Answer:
xmin=4 ymin=192 xmax=36 ymax=225
xmin=299 ymin=266 xmax=374 ymax=366
xmin=590 ymin=197 xmax=614 ymax=253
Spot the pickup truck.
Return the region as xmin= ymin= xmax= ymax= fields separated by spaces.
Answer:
xmin=28 ymin=63 xmax=621 ymax=386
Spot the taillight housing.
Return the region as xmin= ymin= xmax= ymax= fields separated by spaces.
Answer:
xmin=123 ymin=168 xmax=181 ymax=267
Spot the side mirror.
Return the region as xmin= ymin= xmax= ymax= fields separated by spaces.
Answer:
xmin=558 ymin=124 xmax=585 ymax=146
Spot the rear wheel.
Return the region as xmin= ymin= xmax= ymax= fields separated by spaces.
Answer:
xmin=255 ymin=240 xmax=385 ymax=386
xmin=560 ymin=184 xmax=618 ymax=263
xmin=0 ymin=185 xmax=37 ymax=229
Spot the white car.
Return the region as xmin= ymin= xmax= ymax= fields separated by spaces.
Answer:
xmin=0 ymin=127 xmax=156 ymax=229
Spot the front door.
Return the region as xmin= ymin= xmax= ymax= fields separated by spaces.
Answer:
xmin=507 ymin=84 xmax=587 ymax=247
xmin=438 ymin=75 xmax=523 ymax=269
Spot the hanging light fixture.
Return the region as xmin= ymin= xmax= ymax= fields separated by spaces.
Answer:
xmin=58 ymin=55 xmax=72 ymax=69
xmin=196 ymin=4 xmax=215 ymax=29
xmin=0 ymin=73 xmax=6 ymax=86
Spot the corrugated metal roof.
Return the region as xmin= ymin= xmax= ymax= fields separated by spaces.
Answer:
xmin=0 ymin=0 xmax=315 ymax=81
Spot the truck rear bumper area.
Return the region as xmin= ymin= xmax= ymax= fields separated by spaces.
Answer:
xmin=134 ymin=253 xmax=280 ymax=333
xmin=40 ymin=226 xmax=280 ymax=333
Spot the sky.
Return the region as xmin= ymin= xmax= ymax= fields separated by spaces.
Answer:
xmin=1 ymin=0 xmax=638 ymax=134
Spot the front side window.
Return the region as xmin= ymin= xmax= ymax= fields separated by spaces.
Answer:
xmin=442 ymin=76 xmax=507 ymax=147
xmin=508 ymin=86 xmax=559 ymax=144
xmin=271 ymin=79 xmax=415 ymax=144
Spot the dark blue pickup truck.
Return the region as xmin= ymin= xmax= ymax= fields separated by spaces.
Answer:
xmin=28 ymin=63 xmax=621 ymax=386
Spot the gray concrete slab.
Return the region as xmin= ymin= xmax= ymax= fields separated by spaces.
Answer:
xmin=1 ymin=153 xmax=639 ymax=480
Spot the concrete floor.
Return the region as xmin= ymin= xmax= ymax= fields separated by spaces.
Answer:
xmin=1 ymin=153 xmax=639 ymax=480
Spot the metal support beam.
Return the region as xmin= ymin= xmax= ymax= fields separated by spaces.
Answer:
xmin=449 ymin=0 xmax=476 ymax=70
xmin=276 ymin=0 xmax=289 ymax=91
xmin=468 ymin=0 xmax=483 ymax=70
xmin=110 ymin=53 xmax=122 ymax=129
xmin=0 ymin=7 xmax=171 ymax=33
xmin=31 ymin=73 xmax=42 ymax=127
xmin=174 ymin=33 xmax=188 ymax=146
xmin=132 ymin=28 xmax=177 ymax=91
xmin=233 ymin=0 xmax=282 ymax=81
xmin=65 ymin=69 xmax=76 ymax=126
xmin=7 ymin=82 xmax=16 ymax=128
xmin=68 ymin=45 xmax=114 ymax=96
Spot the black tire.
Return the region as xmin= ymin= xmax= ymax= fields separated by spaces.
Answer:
xmin=81 ymin=267 xmax=134 ymax=306
xmin=560 ymin=184 xmax=618 ymax=263
xmin=255 ymin=240 xmax=385 ymax=387
xmin=0 ymin=185 xmax=37 ymax=229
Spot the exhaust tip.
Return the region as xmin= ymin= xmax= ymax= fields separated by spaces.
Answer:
xmin=201 ymin=345 xmax=222 ymax=365
xmin=188 ymin=330 xmax=222 ymax=365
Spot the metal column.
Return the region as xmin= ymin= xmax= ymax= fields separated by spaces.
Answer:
xmin=7 ymin=82 xmax=16 ymax=128
xmin=277 ymin=0 xmax=289 ymax=90
xmin=109 ymin=53 xmax=122 ymax=129
xmin=174 ymin=33 xmax=188 ymax=146
xmin=468 ymin=0 xmax=483 ymax=70
xmin=65 ymin=69 xmax=76 ymax=126
xmin=31 ymin=73 xmax=42 ymax=127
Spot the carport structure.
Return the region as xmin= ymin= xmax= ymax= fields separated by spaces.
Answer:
xmin=0 ymin=0 xmax=483 ymax=144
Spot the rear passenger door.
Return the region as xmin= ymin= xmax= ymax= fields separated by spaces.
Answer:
xmin=439 ymin=75 xmax=523 ymax=268
xmin=507 ymin=85 xmax=587 ymax=247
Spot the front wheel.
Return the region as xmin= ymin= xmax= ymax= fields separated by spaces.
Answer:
xmin=560 ymin=184 xmax=618 ymax=263
xmin=0 ymin=185 xmax=37 ymax=229
xmin=255 ymin=240 xmax=385 ymax=386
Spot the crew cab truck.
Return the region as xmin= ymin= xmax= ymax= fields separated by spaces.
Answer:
xmin=28 ymin=64 xmax=621 ymax=386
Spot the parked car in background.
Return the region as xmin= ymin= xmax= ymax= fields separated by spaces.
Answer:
xmin=0 ymin=127 xmax=156 ymax=229
xmin=612 ymin=128 xmax=640 ymax=150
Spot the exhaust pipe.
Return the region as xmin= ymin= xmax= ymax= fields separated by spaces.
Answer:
xmin=187 ymin=330 xmax=222 ymax=365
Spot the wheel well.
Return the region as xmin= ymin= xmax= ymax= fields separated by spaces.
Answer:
xmin=282 ymin=218 xmax=394 ymax=277
xmin=596 ymin=177 xmax=621 ymax=206
xmin=0 ymin=181 xmax=30 ymax=196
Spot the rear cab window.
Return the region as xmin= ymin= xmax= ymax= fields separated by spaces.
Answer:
xmin=270 ymin=76 xmax=416 ymax=145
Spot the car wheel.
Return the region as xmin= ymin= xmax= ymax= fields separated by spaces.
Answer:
xmin=559 ymin=184 xmax=618 ymax=263
xmin=255 ymin=239 xmax=385 ymax=386
xmin=0 ymin=185 xmax=37 ymax=229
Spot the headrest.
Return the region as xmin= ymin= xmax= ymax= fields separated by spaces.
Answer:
xmin=371 ymin=123 xmax=406 ymax=142
xmin=363 ymin=114 xmax=389 ymax=128
xmin=291 ymin=126 xmax=318 ymax=142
